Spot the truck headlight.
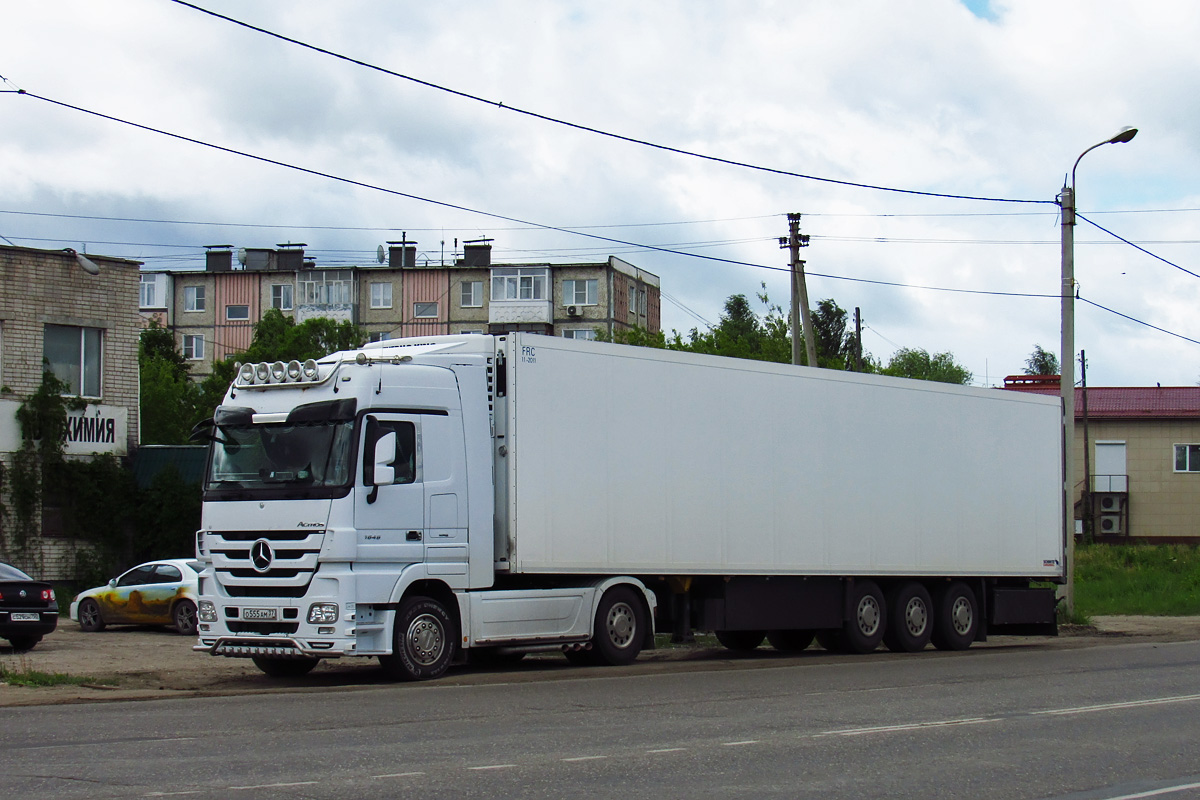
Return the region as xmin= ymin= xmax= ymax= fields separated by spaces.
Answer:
xmin=198 ymin=600 xmax=218 ymax=623
xmin=308 ymin=603 xmax=339 ymax=624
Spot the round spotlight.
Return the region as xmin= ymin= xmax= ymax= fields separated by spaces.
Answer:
xmin=270 ymin=361 xmax=287 ymax=382
xmin=301 ymin=359 xmax=319 ymax=380
xmin=286 ymin=360 xmax=302 ymax=381
xmin=239 ymin=363 xmax=257 ymax=384
xmin=255 ymin=363 xmax=270 ymax=382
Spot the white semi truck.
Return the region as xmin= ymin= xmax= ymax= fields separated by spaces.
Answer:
xmin=193 ymin=333 xmax=1063 ymax=680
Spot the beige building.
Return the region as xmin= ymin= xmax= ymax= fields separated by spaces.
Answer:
xmin=1005 ymin=376 xmax=1200 ymax=542
xmin=0 ymin=245 xmax=143 ymax=577
xmin=142 ymin=241 xmax=661 ymax=379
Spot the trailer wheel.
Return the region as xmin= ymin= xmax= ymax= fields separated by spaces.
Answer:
xmin=380 ymin=596 xmax=459 ymax=681
xmin=841 ymin=580 xmax=886 ymax=654
xmin=590 ymin=586 xmax=646 ymax=666
xmin=715 ymin=630 xmax=765 ymax=652
xmin=252 ymin=656 xmax=319 ymax=678
xmin=883 ymin=582 xmax=933 ymax=653
xmin=816 ymin=630 xmax=843 ymax=652
xmin=767 ymin=630 xmax=815 ymax=653
xmin=931 ymin=582 xmax=978 ymax=651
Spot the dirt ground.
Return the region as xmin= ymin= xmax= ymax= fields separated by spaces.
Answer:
xmin=3 ymin=616 xmax=1200 ymax=707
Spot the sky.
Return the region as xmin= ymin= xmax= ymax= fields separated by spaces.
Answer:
xmin=3 ymin=0 xmax=1199 ymax=388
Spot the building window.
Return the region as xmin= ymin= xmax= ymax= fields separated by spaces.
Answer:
xmin=1174 ymin=444 xmax=1200 ymax=472
xmin=184 ymin=285 xmax=206 ymax=312
xmin=182 ymin=335 xmax=204 ymax=360
xmin=139 ymin=275 xmax=156 ymax=308
xmin=492 ymin=267 xmax=548 ymax=301
xmin=563 ymin=328 xmax=596 ymax=341
xmin=226 ymin=305 xmax=250 ymax=321
xmin=459 ymin=329 xmax=484 ymax=335
xmin=563 ymin=279 xmax=598 ymax=306
xmin=369 ymin=332 xmax=392 ymax=343
xmin=629 ymin=283 xmax=637 ymax=314
xmin=370 ymin=282 xmax=393 ymax=309
xmin=44 ymin=324 xmax=102 ymax=397
xmin=639 ymin=289 xmax=647 ymax=316
xmin=271 ymin=284 xmax=293 ymax=311
xmin=461 ymin=281 xmax=483 ymax=308
xmin=413 ymin=302 xmax=438 ymax=319
xmin=298 ymin=270 xmax=353 ymax=306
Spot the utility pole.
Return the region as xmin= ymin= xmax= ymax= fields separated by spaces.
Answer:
xmin=854 ymin=307 xmax=863 ymax=372
xmin=779 ymin=213 xmax=816 ymax=367
xmin=1080 ymin=350 xmax=1092 ymax=542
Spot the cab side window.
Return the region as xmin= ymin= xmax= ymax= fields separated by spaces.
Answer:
xmin=363 ymin=419 xmax=417 ymax=486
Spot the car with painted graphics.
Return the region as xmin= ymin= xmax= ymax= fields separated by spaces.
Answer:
xmin=71 ymin=559 xmax=202 ymax=635
xmin=0 ymin=562 xmax=59 ymax=651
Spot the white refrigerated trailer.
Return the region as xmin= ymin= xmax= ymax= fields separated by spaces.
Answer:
xmin=194 ymin=333 xmax=1063 ymax=680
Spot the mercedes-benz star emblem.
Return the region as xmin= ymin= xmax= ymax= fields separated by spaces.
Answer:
xmin=251 ymin=539 xmax=274 ymax=572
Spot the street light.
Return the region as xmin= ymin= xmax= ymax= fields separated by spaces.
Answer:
xmin=1059 ymin=126 xmax=1137 ymax=617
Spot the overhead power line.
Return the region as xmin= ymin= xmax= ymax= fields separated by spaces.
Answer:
xmin=166 ymin=0 xmax=1052 ymax=206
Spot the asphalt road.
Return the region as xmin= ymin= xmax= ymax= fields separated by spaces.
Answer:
xmin=4 ymin=637 xmax=1200 ymax=799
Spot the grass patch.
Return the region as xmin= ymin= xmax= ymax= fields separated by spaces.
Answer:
xmin=0 ymin=659 xmax=115 ymax=688
xmin=1075 ymin=543 xmax=1200 ymax=616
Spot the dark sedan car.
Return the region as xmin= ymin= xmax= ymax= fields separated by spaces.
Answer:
xmin=0 ymin=562 xmax=59 ymax=651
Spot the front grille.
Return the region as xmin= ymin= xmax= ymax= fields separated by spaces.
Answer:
xmin=227 ymin=621 xmax=300 ymax=635
xmin=210 ymin=529 xmax=325 ymax=598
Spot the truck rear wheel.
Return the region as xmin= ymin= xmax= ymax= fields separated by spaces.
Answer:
xmin=380 ymin=596 xmax=459 ymax=681
xmin=715 ymin=630 xmax=765 ymax=651
xmin=841 ymin=580 xmax=886 ymax=654
xmin=883 ymin=582 xmax=933 ymax=653
xmin=590 ymin=586 xmax=645 ymax=666
xmin=767 ymin=630 xmax=815 ymax=653
xmin=931 ymin=581 xmax=978 ymax=651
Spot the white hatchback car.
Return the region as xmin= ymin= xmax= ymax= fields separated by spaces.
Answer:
xmin=71 ymin=559 xmax=202 ymax=635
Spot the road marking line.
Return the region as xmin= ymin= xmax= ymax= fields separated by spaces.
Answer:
xmin=229 ymin=782 xmax=317 ymax=790
xmin=143 ymin=792 xmax=203 ymax=797
xmin=562 ymin=756 xmax=608 ymax=762
xmin=1033 ymin=693 xmax=1200 ymax=717
xmin=647 ymin=748 xmax=687 ymax=754
xmin=1100 ymin=781 xmax=1200 ymax=800
xmin=722 ymin=740 xmax=760 ymax=746
xmin=468 ymin=764 xmax=517 ymax=771
xmin=820 ymin=718 xmax=996 ymax=737
xmin=372 ymin=772 xmax=426 ymax=779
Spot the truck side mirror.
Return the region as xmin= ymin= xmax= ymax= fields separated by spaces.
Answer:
xmin=373 ymin=431 xmax=397 ymax=486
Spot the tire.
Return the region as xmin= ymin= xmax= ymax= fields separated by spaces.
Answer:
xmin=379 ymin=596 xmax=458 ymax=681
xmin=78 ymin=598 xmax=106 ymax=632
xmin=883 ymin=582 xmax=933 ymax=653
xmin=931 ymin=581 xmax=978 ymax=651
xmin=767 ymin=630 xmax=815 ymax=653
xmin=5 ymin=634 xmax=41 ymax=652
xmin=468 ymin=647 xmax=526 ymax=667
xmin=841 ymin=580 xmax=886 ymax=654
xmin=715 ymin=630 xmax=765 ymax=652
xmin=590 ymin=586 xmax=646 ymax=666
xmin=251 ymin=656 xmax=319 ymax=678
xmin=172 ymin=600 xmax=198 ymax=636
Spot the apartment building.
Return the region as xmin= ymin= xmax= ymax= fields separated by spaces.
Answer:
xmin=142 ymin=241 xmax=661 ymax=378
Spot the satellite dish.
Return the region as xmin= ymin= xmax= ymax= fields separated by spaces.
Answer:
xmin=237 ymin=248 xmax=247 ymax=265
xmin=377 ymin=244 xmax=386 ymax=264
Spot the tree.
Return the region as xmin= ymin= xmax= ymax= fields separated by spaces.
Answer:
xmin=1024 ymin=345 xmax=1060 ymax=376
xmin=140 ymin=321 xmax=204 ymax=445
xmin=670 ymin=290 xmax=791 ymax=363
xmin=883 ymin=348 xmax=973 ymax=385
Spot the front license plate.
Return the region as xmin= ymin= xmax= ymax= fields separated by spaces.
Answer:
xmin=242 ymin=607 xmax=278 ymax=621
xmin=10 ymin=613 xmax=40 ymax=622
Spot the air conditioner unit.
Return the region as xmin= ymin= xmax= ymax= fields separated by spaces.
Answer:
xmin=567 ymin=305 xmax=580 ymax=317
xmin=1097 ymin=493 xmax=1122 ymax=512
xmin=1099 ymin=513 xmax=1122 ymax=535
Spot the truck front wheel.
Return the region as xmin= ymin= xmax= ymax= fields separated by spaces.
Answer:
xmin=252 ymin=656 xmax=319 ymax=678
xmin=590 ymin=587 xmax=645 ymax=666
xmin=381 ymin=596 xmax=459 ymax=681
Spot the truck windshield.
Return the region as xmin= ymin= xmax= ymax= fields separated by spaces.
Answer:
xmin=207 ymin=420 xmax=355 ymax=491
